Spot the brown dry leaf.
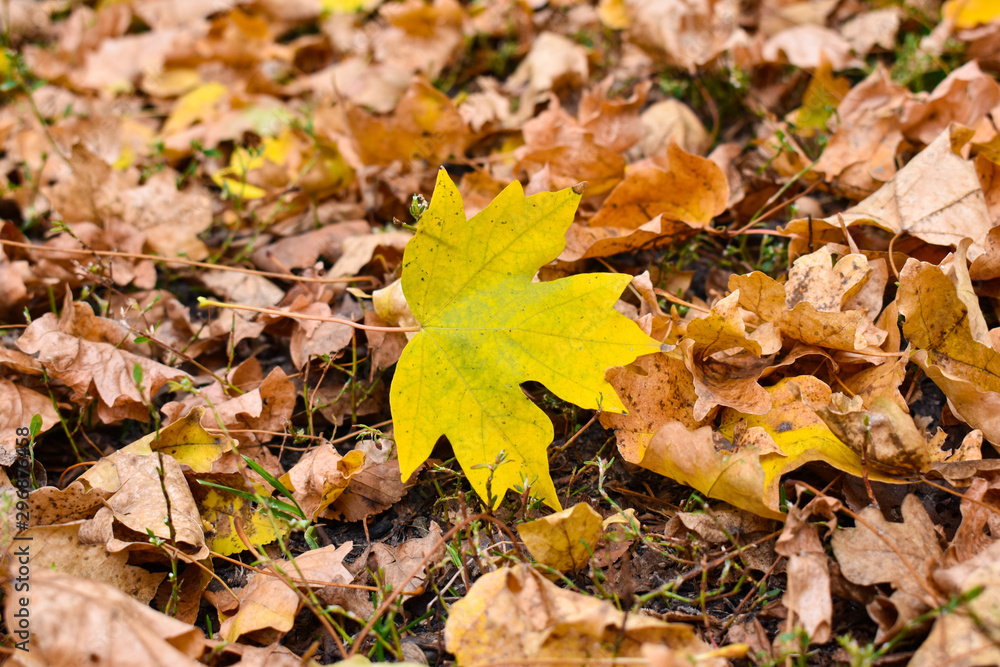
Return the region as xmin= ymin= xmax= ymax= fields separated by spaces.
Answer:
xmin=775 ymin=502 xmax=833 ymax=644
xmin=832 ymin=495 xmax=944 ymax=639
xmin=790 ymin=124 xmax=993 ymax=259
xmin=680 ymin=290 xmax=780 ymax=420
xmin=284 ymin=295 xmax=357 ymax=370
xmin=325 ymin=439 xmax=412 ymax=522
xmin=897 ymin=250 xmax=1000 ymax=447
xmin=911 ymin=539 xmax=1000 ymax=667
xmin=21 ymin=523 xmax=165 ymax=604
xmin=279 ymin=444 xmax=365 ymax=521
xmin=250 ymin=221 xmax=371 ymax=274
xmin=201 ymin=270 xmax=285 ymax=309
xmin=841 ymin=7 xmax=903 ymax=55
xmin=220 ymin=543 xmax=354 ymax=643
xmin=329 ymin=230 xmax=411 ymax=278
xmin=729 ymin=251 xmax=886 ymax=352
xmin=602 ymin=351 xmax=702 ymax=457
xmin=375 ymin=0 xmax=466 ymax=80
xmin=562 ymin=140 xmax=729 ymax=261
xmin=799 ymin=389 xmax=949 ymax=472
xmin=630 ymin=99 xmax=710 ymax=159
xmin=0 ymin=378 xmax=59 ymax=465
xmin=518 ymin=502 xmax=603 ymax=571
xmin=78 ymin=452 xmax=208 ymax=559
xmin=762 ymin=25 xmax=860 ymax=69
xmin=901 ymin=61 xmax=1000 ymax=145
xmin=15 ymin=303 xmax=189 ymax=424
xmin=445 ymin=564 xmax=728 ymax=666
xmin=813 ymin=65 xmax=908 ymax=195
xmin=623 ymin=0 xmax=743 ymax=71
xmin=507 ymin=31 xmax=588 ymax=104
xmin=515 ymin=99 xmax=626 ymax=198
xmin=943 ymin=474 xmax=1000 ymax=566
xmin=343 ymin=78 xmax=469 ymax=166
xmin=2 ymin=570 xmax=206 ymax=665
xmin=369 ymin=521 xmax=443 ymax=595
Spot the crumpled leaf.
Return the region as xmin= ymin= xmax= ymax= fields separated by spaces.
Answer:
xmin=444 ymin=564 xmax=730 ymax=666
xmin=897 ymin=243 xmax=1000 ymax=447
xmin=390 ymin=170 xmax=659 ymax=509
xmin=680 ymin=290 xmax=780 ymax=420
xmin=562 ymin=140 xmax=729 ymax=261
xmin=518 ymin=502 xmax=603 ymax=571
xmin=325 ymin=439 xmax=412 ymax=522
xmin=369 ymin=522 xmax=443 ymax=595
xmin=2 ymin=569 xmax=206 ymax=665
xmin=279 ymin=444 xmax=365 ymax=521
xmin=125 ymin=407 xmax=232 ymax=473
xmin=220 ymin=542 xmax=354 ymax=643
xmin=15 ymin=302 xmax=189 ymax=423
xmin=911 ymin=539 xmax=1000 ymax=667
xmin=775 ymin=500 xmax=834 ymax=644
xmin=729 ymin=247 xmax=886 ymax=352
xmin=788 ymin=125 xmax=993 ymax=260
xmin=832 ymin=494 xmax=944 ymax=642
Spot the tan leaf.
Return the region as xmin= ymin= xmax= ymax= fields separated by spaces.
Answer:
xmin=444 ymin=564 xmax=727 ymax=666
xmin=21 ymin=523 xmax=165 ymax=604
xmin=562 ymin=140 xmax=729 ymax=261
xmin=901 ymin=61 xmax=1000 ymax=145
xmin=15 ymin=305 xmax=188 ymax=424
xmin=220 ymin=543 xmax=354 ymax=642
xmin=2 ymin=570 xmax=206 ymax=665
xmin=791 ymin=124 xmax=993 ymax=259
xmin=518 ymin=502 xmax=603 ymax=571
xmin=0 ymin=379 xmax=59 ymax=466
xmin=897 ymin=252 xmax=1000 ymax=446
xmin=325 ymin=439 xmax=412 ymax=522
xmin=602 ymin=351 xmax=702 ymax=457
xmin=774 ymin=503 xmax=833 ymax=644
xmin=911 ymin=540 xmax=1000 ymax=667
xmin=279 ymin=444 xmax=366 ymax=521
xmin=369 ymin=522 xmax=443 ymax=595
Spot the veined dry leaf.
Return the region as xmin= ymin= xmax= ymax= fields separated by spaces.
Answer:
xmin=775 ymin=502 xmax=833 ymax=644
xmin=220 ymin=542 xmax=354 ymax=642
xmin=326 ymin=439 xmax=412 ymax=522
xmin=901 ymin=61 xmax=1000 ymax=145
xmin=445 ymin=564 xmax=729 ymax=666
xmin=562 ymin=140 xmax=729 ymax=261
xmin=369 ymin=522 xmax=443 ymax=595
xmin=78 ymin=452 xmax=208 ymax=559
xmin=832 ymin=495 xmax=944 ymax=640
xmin=390 ymin=171 xmax=659 ymax=509
xmin=279 ymin=444 xmax=365 ymax=521
xmin=518 ymin=502 xmax=603 ymax=571
xmin=911 ymin=539 xmax=1000 ymax=667
xmin=602 ymin=350 xmax=702 ymax=457
xmin=897 ymin=248 xmax=1000 ymax=447
xmin=680 ymin=290 xmax=780 ymax=420
xmin=15 ymin=303 xmax=189 ymax=423
xmin=0 ymin=378 xmax=59 ymax=465
xmin=789 ymin=124 xmax=993 ymax=259
xmin=2 ymin=570 xmax=206 ymax=666
xmin=729 ymin=247 xmax=886 ymax=352
xmin=21 ymin=523 xmax=165 ymax=604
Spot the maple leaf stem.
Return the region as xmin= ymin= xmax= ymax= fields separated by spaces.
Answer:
xmin=0 ymin=239 xmax=376 ymax=285
xmin=197 ymin=298 xmax=422 ymax=333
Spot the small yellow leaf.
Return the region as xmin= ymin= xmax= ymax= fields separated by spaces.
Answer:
xmin=598 ymin=0 xmax=630 ymax=29
xmin=518 ymin=502 xmax=603 ymax=571
xmin=196 ymin=482 xmax=287 ymax=557
xmin=161 ymin=82 xmax=228 ymax=136
xmin=943 ymin=0 xmax=1000 ymax=28
xmin=128 ymin=407 xmax=232 ymax=473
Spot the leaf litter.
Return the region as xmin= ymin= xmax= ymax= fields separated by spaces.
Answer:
xmin=0 ymin=1 xmax=1000 ymax=666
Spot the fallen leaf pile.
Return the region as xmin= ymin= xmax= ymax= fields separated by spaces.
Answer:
xmin=1 ymin=0 xmax=1000 ymax=665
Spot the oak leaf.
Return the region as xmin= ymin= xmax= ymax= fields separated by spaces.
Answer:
xmin=390 ymin=171 xmax=659 ymax=509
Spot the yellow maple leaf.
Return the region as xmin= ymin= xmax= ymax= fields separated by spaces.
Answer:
xmin=391 ymin=170 xmax=660 ymax=509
